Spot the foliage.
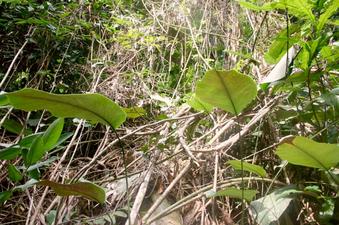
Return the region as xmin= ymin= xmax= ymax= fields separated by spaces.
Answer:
xmin=0 ymin=0 xmax=338 ymax=224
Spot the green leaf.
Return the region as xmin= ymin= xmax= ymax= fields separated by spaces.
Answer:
xmin=0 ymin=191 xmax=12 ymax=204
xmin=2 ymin=119 xmax=25 ymax=135
xmin=317 ymin=0 xmax=339 ymax=32
xmin=38 ymin=180 xmax=106 ymax=203
xmin=227 ymin=160 xmax=267 ymax=177
xmin=26 ymin=136 xmax=45 ymax=166
xmin=196 ymin=70 xmax=257 ymax=115
xmin=207 ymin=187 xmax=257 ymax=202
xmin=271 ymin=0 xmax=315 ymax=22
xmin=0 ymin=146 xmax=21 ymax=160
xmin=1 ymin=88 xmax=126 ymax=128
xmin=8 ymin=164 xmax=23 ymax=182
xmin=122 ymin=107 xmax=146 ymax=119
xmin=187 ymin=93 xmax=213 ymax=112
xmin=0 ymin=94 xmax=9 ymax=106
xmin=19 ymin=133 xmax=43 ymax=149
xmin=264 ymin=25 xmax=299 ymax=65
xmin=276 ymin=136 xmax=339 ymax=170
xmin=42 ymin=118 xmax=64 ymax=151
xmin=250 ymin=185 xmax=300 ymax=225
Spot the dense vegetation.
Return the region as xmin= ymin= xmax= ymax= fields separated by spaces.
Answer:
xmin=0 ymin=0 xmax=338 ymax=224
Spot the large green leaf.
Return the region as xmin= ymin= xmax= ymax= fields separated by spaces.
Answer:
xmin=276 ymin=136 xmax=339 ymax=170
xmin=207 ymin=187 xmax=257 ymax=202
xmin=227 ymin=160 xmax=267 ymax=177
xmin=250 ymin=185 xmax=300 ymax=225
xmin=0 ymin=88 xmax=126 ymax=128
xmin=38 ymin=180 xmax=106 ymax=203
xmin=196 ymin=70 xmax=257 ymax=115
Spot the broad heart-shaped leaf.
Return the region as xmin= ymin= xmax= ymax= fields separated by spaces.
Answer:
xmin=250 ymin=185 xmax=300 ymax=225
xmin=38 ymin=180 xmax=106 ymax=203
xmin=42 ymin=118 xmax=64 ymax=151
xmin=227 ymin=160 xmax=267 ymax=177
xmin=196 ymin=70 xmax=257 ymax=115
xmin=1 ymin=88 xmax=126 ymax=128
xmin=207 ymin=187 xmax=257 ymax=202
xmin=276 ymin=136 xmax=339 ymax=170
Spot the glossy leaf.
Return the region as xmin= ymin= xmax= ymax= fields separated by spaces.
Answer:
xmin=227 ymin=160 xmax=267 ymax=177
xmin=196 ymin=70 xmax=257 ymax=115
xmin=276 ymin=136 xmax=339 ymax=170
xmin=0 ymin=88 xmax=126 ymax=128
xmin=208 ymin=187 xmax=257 ymax=202
xmin=42 ymin=118 xmax=64 ymax=151
xmin=0 ymin=146 xmax=21 ymax=160
xmin=8 ymin=164 xmax=23 ymax=182
xmin=250 ymin=185 xmax=300 ymax=225
xmin=38 ymin=180 xmax=106 ymax=203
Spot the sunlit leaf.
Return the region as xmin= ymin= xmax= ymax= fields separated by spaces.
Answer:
xmin=196 ymin=70 xmax=257 ymax=115
xmin=227 ymin=160 xmax=267 ymax=177
xmin=264 ymin=25 xmax=299 ymax=65
xmin=317 ymin=0 xmax=339 ymax=31
xmin=0 ymin=88 xmax=126 ymax=128
xmin=276 ymin=136 xmax=339 ymax=170
xmin=38 ymin=180 xmax=106 ymax=203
